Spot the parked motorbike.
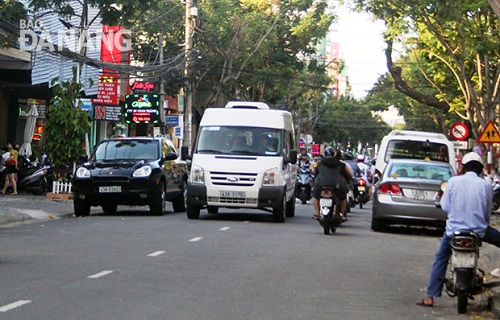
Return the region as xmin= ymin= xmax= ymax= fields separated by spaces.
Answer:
xmin=317 ymin=187 xmax=343 ymax=235
xmin=356 ymin=178 xmax=370 ymax=209
xmin=444 ymin=230 xmax=485 ymax=314
xmin=17 ymin=156 xmax=53 ymax=195
xmin=295 ymin=167 xmax=314 ymax=204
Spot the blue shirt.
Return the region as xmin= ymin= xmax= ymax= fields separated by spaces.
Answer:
xmin=440 ymin=171 xmax=493 ymax=237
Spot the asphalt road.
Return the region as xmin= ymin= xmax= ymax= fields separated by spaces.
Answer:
xmin=0 ymin=199 xmax=497 ymax=319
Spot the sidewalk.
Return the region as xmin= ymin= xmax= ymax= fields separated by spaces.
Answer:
xmin=0 ymin=192 xmax=73 ymax=226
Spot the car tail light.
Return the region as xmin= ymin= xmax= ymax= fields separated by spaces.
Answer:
xmin=378 ymin=183 xmax=401 ymax=195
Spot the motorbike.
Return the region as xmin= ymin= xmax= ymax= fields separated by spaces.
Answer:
xmin=295 ymin=166 xmax=314 ymax=204
xmin=492 ymin=178 xmax=500 ymax=212
xmin=317 ymin=187 xmax=343 ymax=235
xmin=17 ymin=156 xmax=54 ymax=195
xmin=356 ymin=178 xmax=370 ymax=209
xmin=444 ymin=230 xmax=485 ymax=314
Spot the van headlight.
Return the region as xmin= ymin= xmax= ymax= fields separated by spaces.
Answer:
xmin=191 ymin=165 xmax=205 ymax=184
xmin=75 ymin=167 xmax=91 ymax=179
xmin=263 ymin=168 xmax=277 ymax=186
xmin=133 ymin=165 xmax=152 ymax=177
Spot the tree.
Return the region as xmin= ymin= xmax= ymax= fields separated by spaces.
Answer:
xmin=352 ymin=0 xmax=500 ymax=139
xmin=44 ymin=68 xmax=91 ymax=179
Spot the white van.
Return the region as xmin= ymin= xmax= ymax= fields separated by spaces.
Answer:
xmin=181 ymin=101 xmax=298 ymax=222
xmin=375 ymin=130 xmax=457 ymax=175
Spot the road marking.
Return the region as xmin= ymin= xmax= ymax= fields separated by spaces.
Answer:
xmin=0 ymin=300 xmax=32 ymax=312
xmin=189 ymin=237 xmax=203 ymax=242
xmin=87 ymin=270 xmax=114 ymax=279
xmin=219 ymin=227 xmax=230 ymax=231
xmin=148 ymin=251 xmax=165 ymax=257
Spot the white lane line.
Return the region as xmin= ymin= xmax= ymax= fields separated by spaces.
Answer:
xmin=219 ymin=227 xmax=230 ymax=231
xmin=0 ymin=300 xmax=32 ymax=312
xmin=87 ymin=270 xmax=114 ymax=279
xmin=148 ymin=251 xmax=165 ymax=257
xmin=189 ymin=237 xmax=203 ymax=242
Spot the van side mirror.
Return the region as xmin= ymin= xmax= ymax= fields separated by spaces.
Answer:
xmin=288 ymin=149 xmax=298 ymax=165
xmin=181 ymin=146 xmax=191 ymax=161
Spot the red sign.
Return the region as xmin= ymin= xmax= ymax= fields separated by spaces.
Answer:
xmin=449 ymin=122 xmax=469 ymax=141
xmin=92 ymin=75 xmax=119 ymax=105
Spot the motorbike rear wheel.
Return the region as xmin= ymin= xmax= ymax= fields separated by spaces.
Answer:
xmin=457 ymin=290 xmax=468 ymax=314
xmin=323 ymin=225 xmax=330 ymax=235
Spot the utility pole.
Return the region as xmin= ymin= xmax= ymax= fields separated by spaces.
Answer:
xmin=184 ymin=0 xmax=196 ymax=151
xmin=159 ymin=31 xmax=166 ymax=135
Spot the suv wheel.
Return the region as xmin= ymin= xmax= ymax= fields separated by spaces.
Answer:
xmin=150 ymin=182 xmax=166 ymax=215
xmin=74 ymin=199 xmax=90 ymax=217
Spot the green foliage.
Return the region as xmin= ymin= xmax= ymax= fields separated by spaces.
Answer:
xmin=44 ymin=70 xmax=90 ymax=178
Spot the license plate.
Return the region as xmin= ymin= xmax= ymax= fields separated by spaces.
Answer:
xmin=406 ymin=189 xmax=433 ymax=200
xmin=320 ymin=198 xmax=333 ymax=207
xmin=99 ymin=186 xmax=122 ymax=193
xmin=357 ymin=186 xmax=366 ymax=192
xmin=219 ymin=191 xmax=245 ymax=199
xmin=452 ymin=251 xmax=476 ymax=269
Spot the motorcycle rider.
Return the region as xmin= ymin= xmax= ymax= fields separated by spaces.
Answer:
xmin=356 ymin=154 xmax=372 ymax=196
xmin=417 ymin=152 xmax=500 ymax=307
xmin=297 ymin=151 xmax=311 ymax=169
xmin=344 ymin=152 xmax=360 ymax=199
xmin=312 ymin=147 xmax=352 ymax=221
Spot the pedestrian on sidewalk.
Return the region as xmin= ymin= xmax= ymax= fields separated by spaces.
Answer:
xmin=1 ymin=145 xmax=17 ymax=195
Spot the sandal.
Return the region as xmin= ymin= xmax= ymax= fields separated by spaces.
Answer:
xmin=416 ymin=297 xmax=433 ymax=307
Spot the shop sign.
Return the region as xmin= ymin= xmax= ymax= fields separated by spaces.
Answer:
xmin=124 ymin=94 xmax=160 ymax=124
xmin=131 ymin=81 xmax=155 ymax=93
xmin=92 ymin=75 xmax=119 ymax=105
xmin=93 ymin=105 xmax=122 ymax=122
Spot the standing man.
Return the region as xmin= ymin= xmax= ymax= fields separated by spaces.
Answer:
xmin=417 ymin=152 xmax=500 ymax=307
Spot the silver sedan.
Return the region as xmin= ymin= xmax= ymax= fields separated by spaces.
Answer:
xmin=371 ymin=159 xmax=455 ymax=231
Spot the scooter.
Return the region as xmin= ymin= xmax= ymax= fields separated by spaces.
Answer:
xmin=317 ymin=187 xmax=343 ymax=235
xmin=17 ymin=156 xmax=54 ymax=195
xmin=356 ymin=178 xmax=370 ymax=209
xmin=444 ymin=230 xmax=485 ymax=314
xmin=492 ymin=178 xmax=500 ymax=212
xmin=295 ymin=167 xmax=314 ymax=204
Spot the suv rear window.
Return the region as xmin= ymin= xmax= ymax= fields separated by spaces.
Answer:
xmin=385 ymin=140 xmax=450 ymax=164
xmin=93 ymin=140 xmax=159 ymax=161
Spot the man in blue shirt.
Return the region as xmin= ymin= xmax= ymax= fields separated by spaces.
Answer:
xmin=417 ymin=152 xmax=500 ymax=307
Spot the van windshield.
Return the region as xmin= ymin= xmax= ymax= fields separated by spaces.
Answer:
xmin=385 ymin=140 xmax=450 ymax=164
xmin=196 ymin=126 xmax=281 ymax=156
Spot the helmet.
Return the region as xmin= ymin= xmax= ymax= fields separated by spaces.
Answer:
xmin=461 ymin=152 xmax=484 ymax=166
xmin=357 ymin=154 xmax=365 ymax=162
xmin=324 ymin=147 xmax=335 ymax=157
xmin=301 ymin=151 xmax=307 ymax=157
xmin=344 ymin=152 xmax=353 ymax=160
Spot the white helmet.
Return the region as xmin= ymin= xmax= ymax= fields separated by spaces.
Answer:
xmin=357 ymin=154 xmax=365 ymax=162
xmin=461 ymin=152 xmax=484 ymax=166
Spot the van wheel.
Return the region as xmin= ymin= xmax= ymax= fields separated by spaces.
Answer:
xmin=285 ymin=196 xmax=295 ymax=217
xmin=187 ymin=203 xmax=200 ymax=219
xmin=150 ymin=182 xmax=166 ymax=216
xmin=172 ymin=183 xmax=186 ymax=212
xmin=207 ymin=206 xmax=219 ymax=214
xmin=74 ymin=199 xmax=90 ymax=217
xmin=273 ymin=194 xmax=286 ymax=223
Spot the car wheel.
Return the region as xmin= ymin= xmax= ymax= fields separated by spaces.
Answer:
xmin=150 ymin=182 xmax=166 ymax=216
xmin=207 ymin=206 xmax=219 ymax=214
xmin=285 ymin=195 xmax=295 ymax=217
xmin=172 ymin=182 xmax=186 ymax=212
xmin=102 ymin=204 xmax=117 ymax=214
xmin=273 ymin=193 xmax=286 ymax=223
xmin=187 ymin=203 xmax=200 ymax=219
xmin=74 ymin=199 xmax=90 ymax=217
xmin=371 ymin=218 xmax=385 ymax=232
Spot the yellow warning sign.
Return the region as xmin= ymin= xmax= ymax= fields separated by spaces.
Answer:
xmin=477 ymin=120 xmax=500 ymax=143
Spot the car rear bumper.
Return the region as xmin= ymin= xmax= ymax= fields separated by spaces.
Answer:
xmin=372 ymin=199 xmax=447 ymax=224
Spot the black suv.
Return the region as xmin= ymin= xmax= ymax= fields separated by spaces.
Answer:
xmin=72 ymin=136 xmax=187 ymax=216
